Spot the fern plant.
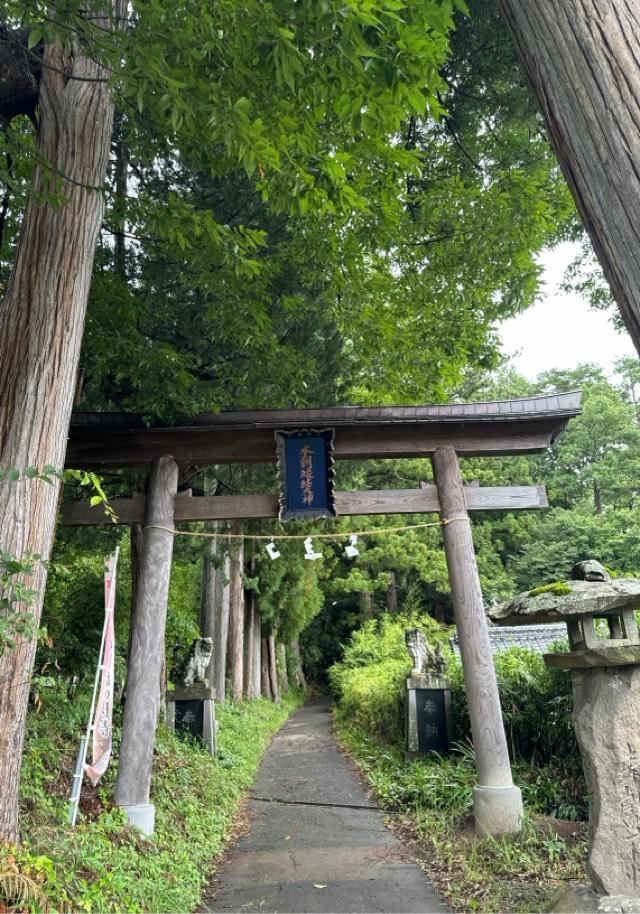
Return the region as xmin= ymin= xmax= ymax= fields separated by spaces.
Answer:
xmin=0 ymin=871 xmax=48 ymax=911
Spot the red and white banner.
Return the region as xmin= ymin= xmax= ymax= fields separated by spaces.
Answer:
xmin=84 ymin=550 xmax=118 ymax=786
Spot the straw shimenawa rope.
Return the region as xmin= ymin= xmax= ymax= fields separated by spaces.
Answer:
xmin=144 ymin=516 xmax=468 ymax=542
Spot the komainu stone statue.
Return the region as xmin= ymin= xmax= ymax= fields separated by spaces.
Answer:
xmin=405 ymin=627 xmax=428 ymax=674
xmin=405 ymin=628 xmax=448 ymax=677
xmin=174 ymin=637 xmax=213 ymax=688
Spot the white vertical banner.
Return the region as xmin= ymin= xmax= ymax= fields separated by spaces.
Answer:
xmin=84 ymin=548 xmax=119 ymax=786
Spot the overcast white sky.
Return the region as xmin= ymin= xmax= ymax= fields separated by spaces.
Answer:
xmin=498 ymin=241 xmax=636 ymax=380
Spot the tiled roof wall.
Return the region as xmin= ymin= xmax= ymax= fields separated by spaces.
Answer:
xmin=450 ymin=624 xmax=567 ymax=656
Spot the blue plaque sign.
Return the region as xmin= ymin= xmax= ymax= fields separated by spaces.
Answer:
xmin=275 ymin=429 xmax=336 ymax=521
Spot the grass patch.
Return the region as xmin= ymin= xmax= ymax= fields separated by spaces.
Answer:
xmin=335 ymin=716 xmax=588 ymax=914
xmin=1 ymin=692 xmax=304 ymax=912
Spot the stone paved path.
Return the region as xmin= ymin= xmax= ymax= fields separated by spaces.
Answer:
xmin=203 ymin=699 xmax=449 ymax=913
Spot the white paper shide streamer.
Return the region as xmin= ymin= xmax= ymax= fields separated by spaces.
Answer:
xmin=303 ymin=536 xmax=322 ymax=560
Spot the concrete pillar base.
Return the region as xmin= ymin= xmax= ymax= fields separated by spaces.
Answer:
xmin=473 ymin=785 xmax=523 ymax=837
xmin=120 ymin=802 xmax=155 ymax=836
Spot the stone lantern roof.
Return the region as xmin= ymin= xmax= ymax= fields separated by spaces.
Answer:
xmin=488 ymin=578 xmax=640 ymax=626
xmin=488 ymin=562 xmax=640 ymax=670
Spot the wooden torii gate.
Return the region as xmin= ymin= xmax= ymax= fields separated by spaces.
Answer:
xmin=64 ymin=391 xmax=581 ymax=837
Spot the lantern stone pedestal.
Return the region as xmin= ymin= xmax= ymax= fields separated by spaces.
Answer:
xmin=571 ymin=664 xmax=640 ymax=897
xmin=490 ymin=564 xmax=640 ymax=900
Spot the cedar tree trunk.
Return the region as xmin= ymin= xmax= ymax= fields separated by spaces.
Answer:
xmin=200 ymin=531 xmax=225 ymax=688
xmin=261 ymin=637 xmax=272 ymax=699
xmin=227 ymin=532 xmax=244 ymax=701
xmin=498 ymin=1 xmax=640 ymax=351
xmin=0 ymin=3 xmax=125 ymax=842
xmin=214 ymin=549 xmax=231 ymax=703
xmin=242 ymin=545 xmax=256 ymax=698
xmin=243 ymin=594 xmax=255 ymax=699
xmin=359 ymin=590 xmax=374 ymax=620
xmin=268 ymin=634 xmax=280 ymax=703
xmin=276 ymin=641 xmax=288 ymax=695
xmin=290 ymin=638 xmax=306 ymax=689
xmin=386 ymin=572 xmax=398 ymax=613
xmin=252 ymin=606 xmax=262 ymax=697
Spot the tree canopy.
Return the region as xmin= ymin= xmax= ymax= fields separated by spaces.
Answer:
xmin=2 ymin=0 xmax=579 ymax=418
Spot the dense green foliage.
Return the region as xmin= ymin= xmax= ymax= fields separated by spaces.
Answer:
xmin=329 ymin=613 xmax=447 ymax=742
xmin=330 ymin=613 xmax=585 ymax=820
xmin=38 ymin=528 xmax=201 ymax=690
xmin=39 ymin=521 xmax=325 ymax=687
xmin=6 ymin=0 xmax=601 ymax=725
xmin=251 ymin=537 xmax=324 ymax=640
xmin=2 ymin=0 xmax=579 ymax=418
xmin=1 ymin=692 xmax=302 ymax=912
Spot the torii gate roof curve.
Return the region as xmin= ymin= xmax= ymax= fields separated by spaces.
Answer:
xmin=66 ymin=391 xmax=581 ymax=468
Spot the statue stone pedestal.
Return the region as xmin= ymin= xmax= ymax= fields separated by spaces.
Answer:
xmin=405 ymin=673 xmax=453 ymax=758
xmin=167 ymin=683 xmax=217 ymax=756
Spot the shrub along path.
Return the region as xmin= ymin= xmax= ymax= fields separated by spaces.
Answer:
xmin=203 ymin=698 xmax=448 ymax=913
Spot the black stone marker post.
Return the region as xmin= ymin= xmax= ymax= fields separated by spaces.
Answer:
xmin=406 ymin=673 xmax=453 ymax=757
xmin=167 ymin=683 xmax=217 ymax=755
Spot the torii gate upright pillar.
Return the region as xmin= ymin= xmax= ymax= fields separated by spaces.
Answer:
xmin=432 ymin=446 xmax=523 ymax=836
xmin=115 ymin=456 xmax=178 ymax=835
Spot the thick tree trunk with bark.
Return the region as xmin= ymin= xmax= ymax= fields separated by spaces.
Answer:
xmin=214 ymin=550 xmax=231 ymax=702
xmin=593 ymin=479 xmax=603 ymax=515
xmin=498 ymin=1 xmax=640 ymax=352
xmin=113 ymin=130 xmax=128 ymax=277
xmin=200 ymin=538 xmax=217 ymax=686
xmin=243 ymin=595 xmax=255 ymax=698
xmin=359 ymin=590 xmax=374 ymax=620
xmin=242 ymin=546 xmax=256 ymax=698
xmin=200 ymin=529 xmax=230 ymax=692
xmin=290 ymin=638 xmax=307 ymax=689
xmin=0 ymin=2 xmax=125 ymax=842
xmin=227 ymin=532 xmax=244 ymax=701
xmin=268 ymin=634 xmax=281 ymax=703
xmin=276 ymin=641 xmax=289 ymax=695
xmin=253 ymin=607 xmax=262 ymax=697
xmin=261 ymin=638 xmax=272 ymax=699
xmin=386 ymin=572 xmax=398 ymax=613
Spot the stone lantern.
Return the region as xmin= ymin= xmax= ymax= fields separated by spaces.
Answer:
xmin=490 ymin=562 xmax=640 ymax=903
